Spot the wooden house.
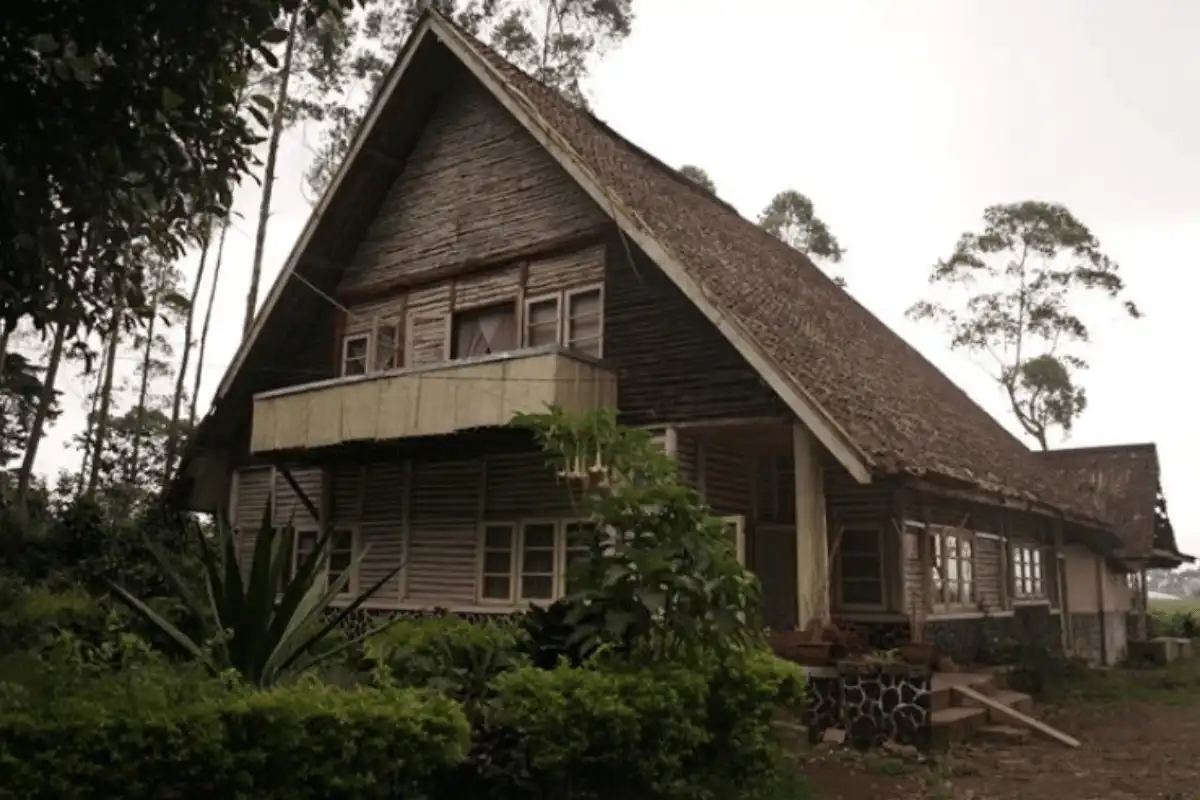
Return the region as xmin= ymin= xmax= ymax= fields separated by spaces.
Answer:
xmin=172 ymin=9 xmax=1190 ymax=666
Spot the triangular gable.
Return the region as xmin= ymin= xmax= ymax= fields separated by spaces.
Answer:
xmin=208 ymin=10 xmax=874 ymax=483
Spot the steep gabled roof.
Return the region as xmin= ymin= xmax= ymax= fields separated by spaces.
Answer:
xmin=1039 ymin=444 xmax=1193 ymax=566
xmin=197 ymin=10 xmax=1114 ymax=528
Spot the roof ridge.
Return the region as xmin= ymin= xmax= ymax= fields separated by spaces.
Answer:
xmin=1040 ymin=443 xmax=1158 ymax=458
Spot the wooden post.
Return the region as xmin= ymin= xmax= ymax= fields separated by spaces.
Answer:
xmin=1139 ymin=566 xmax=1150 ymax=640
xmin=1053 ymin=517 xmax=1070 ymax=652
xmin=1095 ymin=554 xmax=1109 ymax=666
xmin=793 ymin=423 xmax=829 ymax=632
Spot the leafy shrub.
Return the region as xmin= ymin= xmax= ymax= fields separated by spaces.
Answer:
xmin=0 ymin=674 xmax=470 ymax=799
xmin=991 ymin=640 xmax=1088 ymax=696
xmin=366 ymin=614 xmax=529 ymax=704
xmin=0 ymin=584 xmax=109 ymax=652
xmin=441 ymin=650 xmax=805 ymax=800
xmin=1150 ymin=608 xmax=1200 ymax=639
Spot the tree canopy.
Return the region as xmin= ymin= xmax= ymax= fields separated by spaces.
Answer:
xmin=907 ymin=200 xmax=1140 ymax=449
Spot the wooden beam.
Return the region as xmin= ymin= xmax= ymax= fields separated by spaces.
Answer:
xmin=953 ymin=685 xmax=1080 ymax=748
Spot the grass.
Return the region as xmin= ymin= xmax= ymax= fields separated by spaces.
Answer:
xmin=1150 ymin=597 xmax=1200 ymax=612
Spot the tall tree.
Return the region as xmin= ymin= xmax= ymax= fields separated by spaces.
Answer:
xmin=679 ymin=164 xmax=716 ymax=194
xmin=15 ymin=312 xmax=68 ymax=505
xmin=758 ymin=190 xmax=847 ymax=287
xmin=125 ymin=258 xmax=189 ymax=493
xmin=306 ymin=0 xmax=635 ymax=196
xmin=244 ymin=9 xmax=357 ymax=336
xmin=907 ymin=201 xmax=1141 ymax=450
xmin=1 ymin=0 xmax=356 ymax=341
xmin=164 ymin=226 xmax=215 ymax=488
xmin=84 ymin=304 xmax=124 ymax=499
xmin=190 ymin=218 xmax=233 ymax=433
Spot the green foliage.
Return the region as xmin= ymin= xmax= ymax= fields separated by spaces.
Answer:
xmin=306 ymin=0 xmax=636 ymax=195
xmin=443 ymin=651 xmax=805 ymax=799
xmin=366 ymin=614 xmax=529 ymax=704
xmin=513 ymin=407 xmax=764 ymax=664
xmin=1150 ymin=608 xmax=1200 ymax=639
xmin=758 ymin=189 xmax=846 ymax=285
xmin=0 ymin=584 xmax=107 ymax=653
xmin=0 ymin=674 xmax=470 ymax=799
xmin=907 ymin=200 xmax=1140 ymax=448
xmin=679 ymin=164 xmax=717 ymax=194
xmin=110 ymin=510 xmax=402 ymax=686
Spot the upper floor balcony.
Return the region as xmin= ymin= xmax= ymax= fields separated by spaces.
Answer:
xmin=248 ymin=346 xmax=618 ymax=454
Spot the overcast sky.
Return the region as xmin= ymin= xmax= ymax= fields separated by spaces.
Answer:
xmin=34 ymin=0 xmax=1200 ymax=555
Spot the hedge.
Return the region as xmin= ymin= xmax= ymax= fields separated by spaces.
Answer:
xmin=0 ymin=680 xmax=470 ymax=799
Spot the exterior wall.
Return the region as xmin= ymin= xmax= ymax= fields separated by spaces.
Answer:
xmin=1062 ymin=544 xmax=1130 ymax=665
xmin=338 ymin=77 xmax=606 ymax=296
xmin=604 ymin=239 xmax=788 ymax=426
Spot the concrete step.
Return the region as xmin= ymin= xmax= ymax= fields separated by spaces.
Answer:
xmin=976 ymin=724 xmax=1032 ymax=745
xmin=931 ymin=706 xmax=988 ymax=749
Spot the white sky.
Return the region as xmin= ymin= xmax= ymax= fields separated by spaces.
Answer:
xmin=34 ymin=0 xmax=1200 ymax=553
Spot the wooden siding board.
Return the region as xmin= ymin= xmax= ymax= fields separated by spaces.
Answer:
xmin=338 ymin=79 xmax=606 ymax=294
xmin=605 ymin=236 xmax=789 ymax=426
xmin=407 ymin=460 xmax=481 ymax=602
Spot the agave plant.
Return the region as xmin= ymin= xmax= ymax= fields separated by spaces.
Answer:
xmin=109 ymin=510 xmax=402 ymax=687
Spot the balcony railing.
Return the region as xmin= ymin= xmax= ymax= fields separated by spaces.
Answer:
xmin=249 ymin=347 xmax=618 ymax=454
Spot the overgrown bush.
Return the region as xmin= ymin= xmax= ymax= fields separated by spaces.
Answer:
xmin=991 ymin=640 xmax=1089 ymax=697
xmin=0 ymin=670 xmax=470 ymax=799
xmin=366 ymin=614 xmax=529 ymax=705
xmin=439 ymin=650 xmax=805 ymax=800
xmin=1150 ymin=608 xmax=1200 ymax=639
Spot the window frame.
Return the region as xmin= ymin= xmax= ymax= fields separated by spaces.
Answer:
xmin=930 ymin=525 xmax=976 ymax=609
xmin=1011 ymin=543 xmax=1045 ymax=599
xmin=291 ymin=525 xmax=360 ymax=596
xmin=836 ymin=524 xmax=887 ymax=610
xmin=522 ymin=292 xmax=562 ymax=349
xmin=340 ymin=333 xmax=371 ymax=377
xmin=721 ymin=514 xmax=747 ymax=566
xmin=450 ymin=300 xmax=520 ymax=360
xmin=373 ymin=319 xmax=402 ymax=371
xmin=564 ymin=283 xmax=605 ymax=358
xmin=476 ymin=519 xmax=597 ymax=606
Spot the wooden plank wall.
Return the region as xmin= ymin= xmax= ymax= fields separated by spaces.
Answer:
xmin=338 ymin=78 xmax=606 ymax=295
xmin=230 ymin=452 xmax=578 ymax=608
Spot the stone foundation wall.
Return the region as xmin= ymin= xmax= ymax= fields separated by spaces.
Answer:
xmin=802 ymin=665 xmax=932 ymax=751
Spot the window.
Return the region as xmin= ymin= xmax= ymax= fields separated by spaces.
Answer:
xmin=451 ymin=302 xmax=517 ymax=359
xmin=722 ymin=515 xmax=746 ymax=565
xmin=565 ymin=286 xmax=603 ymax=357
xmin=839 ymin=527 xmax=884 ymax=607
xmin=478 ymin=520 xmax=596 ymax=604
xmin=519 ymin=522 xmax=558 ymax=600
xmin=480 ymin=524 xmax=515 ymax=601
xmin=293 ymin=528 xmax=358 ymax=594
xmin=341 ymin=334 xmax=369 ymax=376
xmin=932 ymin=527 xmax=974 ymax=605
xmin=375 ymin=322 xmax=400 ymax=371
xmin=524 ymin=295 xmax=560 ymax=348
xmin=1012 ymin=544 xmax=1044 ymax=598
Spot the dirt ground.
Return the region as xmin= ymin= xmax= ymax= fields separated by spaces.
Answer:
xmin=795 ymin=664 xmax=1200 ymax=799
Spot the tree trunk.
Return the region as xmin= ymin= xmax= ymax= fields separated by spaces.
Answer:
xmin=189 ymin=216 xmax=230 ymax=433
xmin=243 ymin=8 xmax=301 ymax=339
xmin=127 ymin=271 xmax=165 ymax=490
xmin=76 ymin=342 xmax=110 ymax=498
xmin=16 ymin=315 xmax=68 ymax=508
xmin=163 ymin=227 xmax=213 ymax=490
xmin=85 ymin=303 xmax=123 ymax=499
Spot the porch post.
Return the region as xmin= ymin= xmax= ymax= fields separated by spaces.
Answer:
xmin=793 ymin=423 xmax=829 ymax=631
xmin=1139 ymin=566 xmax=1150 ymax=639
xmin=1053 ymin=517 xmax=1070 ymax=652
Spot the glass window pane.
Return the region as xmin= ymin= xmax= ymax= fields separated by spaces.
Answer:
xmin=482 ymin=576 xmax=511 ymax=600
xmin=485 ymin=526 xmax=513 ymax=548
xmin=484 ymin=551 xmax=511 ymax=574
xmin=521 ymin=575 xmax=554 ymax=600
xmin=453 ymin=303 xmax=517 ymax=358
xmin=523 ymin=523 xmax=556 ymax=549
xmin=526 ymin=298 xmax=559 ymax=347
xmin=842 ymin=529 xmax=879 ymax=554
xmin=522 ymin=549 xmax=554 ymax=574
xmin=843 ymin=580 xmax=883 ymax=605
xmin=841 ymin=554 xmax=879 ymax=580
xmin=375 ymin=324 xmax=399 ymax=370
xmin=329 ymin=550 xmax=352 ymax=573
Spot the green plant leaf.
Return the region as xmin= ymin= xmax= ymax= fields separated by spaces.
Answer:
xmin=106 ymin=580 xmax=210 ymax=668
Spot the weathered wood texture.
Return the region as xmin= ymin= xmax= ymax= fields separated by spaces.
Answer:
xmin=229 ymin=449 xmax=577 ymax=609
xmin=604 ymin=236 xmax=789 ymax=426
xmin=338 ymin=77 xmax=606 ymax=296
